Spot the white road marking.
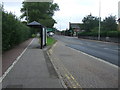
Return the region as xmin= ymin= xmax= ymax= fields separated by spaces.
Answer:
xmin=103 ymin=48 xmax=118 ymax=52
xmin=0 ymin=38 xmax=35 ymax=83
xmin=99 ymin=44 xmax=106 ymax=46
xmin=104 ymin=48 xmax=108 ymax=49
xmin=67 ymin=46 xmax=118 ymax=69
xmin=90 ymin=45 xmax=98 ymax=48
xmin=79 ymin=43 xmax=83 ymax=45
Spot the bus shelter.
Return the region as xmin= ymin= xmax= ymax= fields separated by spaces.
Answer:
xmin=27 ymin=21 xmax=47 ymax=49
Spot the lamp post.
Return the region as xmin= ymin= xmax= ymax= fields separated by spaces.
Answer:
xmin=98 ymin=0 xmax=101 ymax=40
xmin=1 ymin=2 xmax=4 ymax=11
xmin=26 ymin=8 xmax=29 ymax=24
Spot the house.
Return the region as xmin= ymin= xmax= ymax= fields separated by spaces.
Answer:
xmin=69 ymin=22 xmax=81 ymax=36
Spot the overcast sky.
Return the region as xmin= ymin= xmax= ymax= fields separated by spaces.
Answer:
xmin=2 ymin=0 xmax=120 ymax=30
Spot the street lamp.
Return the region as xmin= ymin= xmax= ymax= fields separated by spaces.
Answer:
xmin=1 ymin=2 xmax=4 ymax=11
xmin=98 ymin=0 xmax=101 ymax=40
xmin=26 ymin=8 xmax=29 ymax=24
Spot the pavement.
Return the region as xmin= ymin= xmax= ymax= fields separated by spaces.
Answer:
xmin=48 ymin=40 xmax=118 ymax=88
xmin=1 ymin=38 xmax=63 ymax=89
xmin=2 ymin=38 xmax=33 ymax=75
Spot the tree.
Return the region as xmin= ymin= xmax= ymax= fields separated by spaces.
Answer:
xmin=82 ymin=14 xmax=99 ymax=32
xmin=102 ymin=15 xmax=117 ymax=31
xmin=20 ymin=2 xmax=59 ymax=28
xmin=79 ymin=23 xmax=84 ymax=30
xmin=39 ymin=17 xmax=56 ymax=28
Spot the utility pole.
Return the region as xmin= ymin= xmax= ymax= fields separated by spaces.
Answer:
xmin=98 ymin=0 xmax=101 ymax=40
xmin=26 ymin=8 xmax=29 ymax=24
xmin=60 ymin=20 xmax=61 ymax=31
xmin=1 ymin=2 xmax=4 ymax=11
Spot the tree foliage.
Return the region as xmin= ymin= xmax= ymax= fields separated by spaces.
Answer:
xmin=2 ymin=11 xmax=31 ymax=52
xmin=79 ymin=14 xmax=118 ymax=37
xmin=20 ymin=2 xmax=59 ymax=28
xmin=82 ymin=14 xmax=117 ymax=32
xmin=102 ymin=15 xmax=117 ymax=31
xmin=82 ymin=14 xmax=99 ymax=32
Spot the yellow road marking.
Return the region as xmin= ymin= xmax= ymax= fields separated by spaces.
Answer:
xmin=52 ymin=56 xmax=82 ymax=89
xmin=48 ymin=42 xmax=82 ymax=89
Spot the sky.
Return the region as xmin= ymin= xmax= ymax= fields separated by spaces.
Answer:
xmin=2 ymin=0 xmax=120 ymax=30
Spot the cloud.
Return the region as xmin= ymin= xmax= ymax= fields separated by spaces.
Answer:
xmin=3 ymin=2 xmax=23 ymax=17
xmin=2 ymin=0 xmax=119 ymax=30
xmin=53 ymin=0 xmax=119 ymax=30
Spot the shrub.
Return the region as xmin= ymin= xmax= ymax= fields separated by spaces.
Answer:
xmin=32 ymin=34 xmax=36 ymax=38
xmin=107 ymin=31 xmax=120 ymax=37
xmin=2 ymin=11 xmax=31 ymax=52
xmin=78 ymin=30 xmax=120 ymax=37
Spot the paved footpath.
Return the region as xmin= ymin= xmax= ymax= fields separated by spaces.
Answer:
xmin=2 ymin=38 xmax=33 ymax=75
xmin=1 ymin=38 xmax=62 ymax=88
xmin=48 ymin=41 xmax=118 ymax=88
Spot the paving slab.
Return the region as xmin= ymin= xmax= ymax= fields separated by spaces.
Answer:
xmin=2 ymin=38 xmax=62 ymax=88
xmin=49 ymin=40 xmax=118 ymax=88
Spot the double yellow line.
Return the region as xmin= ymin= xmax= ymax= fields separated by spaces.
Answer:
xmin=53 ymin=56 xmax=82 ymax=89
xmin=48 ymin=43 xmax=82 ymax=89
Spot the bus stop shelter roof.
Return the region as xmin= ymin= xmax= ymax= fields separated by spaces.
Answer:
xmin=27 ymin=21 xmax=42 ymax=28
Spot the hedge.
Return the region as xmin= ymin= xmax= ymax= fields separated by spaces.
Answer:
xmin=107 ymin=31 xmax=120 ymax=37
xmin=2 ymin=11 xmax=31 ymax=52
xmin=78 ymin=30 xmax=120 ymax=37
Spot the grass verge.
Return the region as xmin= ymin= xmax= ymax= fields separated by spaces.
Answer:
xmin=47 ymin=36 xmax=56 ymax=46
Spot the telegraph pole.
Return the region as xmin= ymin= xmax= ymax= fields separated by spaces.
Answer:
xmin=1 ymin=2 xmax=4 ymax=11
xmin=98 ymin=0 xmax=101 ymax=40
xmin=26 ymin=8 xmax=29 ymax=24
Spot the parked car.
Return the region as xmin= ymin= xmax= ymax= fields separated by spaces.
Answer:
xmin=48 ymin=32 xmax=54 ymax=37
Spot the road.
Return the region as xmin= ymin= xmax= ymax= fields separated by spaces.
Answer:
xmin=54 ymin=35 xmax=119 ymax=66
xmin=49 ymin=35 xmax=118 ymax=88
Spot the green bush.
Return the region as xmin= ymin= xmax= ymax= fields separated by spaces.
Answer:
xmin=107 ymin=31 xmax=120 ymax=37
xmin=32 ymin=34 xmax=36 ymax=38
xmin=2 ymin=11 xmax=31 ymax=52
xmin=78 ymin=31 xmax=98 ymax=36
xmin=78 ymin=30 xmax=120 ymax=37
xmin=100 ymin=31 xmax=107 ymax=37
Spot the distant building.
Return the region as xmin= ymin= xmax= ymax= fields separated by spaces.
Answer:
xmin=69 ymin=22 xmax=81 ymax=36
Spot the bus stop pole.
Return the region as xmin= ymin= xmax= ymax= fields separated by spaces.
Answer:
xmin=40 ymin=27 xmax=43 ymax=49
